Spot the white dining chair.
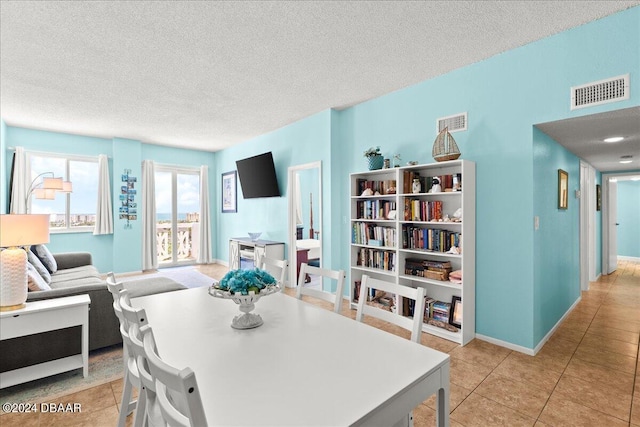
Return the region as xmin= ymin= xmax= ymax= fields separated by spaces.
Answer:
xmin=141 ymin=325 xmax=208 ymax=427
xmin=356 ymin=275 xmax=426 ymax=343
xmin=296 ymin=263 xmax=346 ymax=313
xmin=106 ymin=273 xmax=141 ymax=427
xmin=257 ymin=255 xmax=289 ymax=289
xmin=120 ymin=294 xmax=164 ymax=427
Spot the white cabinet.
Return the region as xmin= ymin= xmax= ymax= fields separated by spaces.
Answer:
xmin=229 ymin=238 xmax=285 ymax=279
xmin=349 ymin=160 xmax=475 ymax=345
xmin=0 ymin=294 xmax=90 ymax=388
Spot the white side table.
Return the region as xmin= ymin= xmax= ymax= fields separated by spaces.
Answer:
xmin=0 ymin=294 xmax=90 ymax=389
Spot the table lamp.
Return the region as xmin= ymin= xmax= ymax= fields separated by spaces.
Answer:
xmin=0 ymin=214 xmax=50 ymax=311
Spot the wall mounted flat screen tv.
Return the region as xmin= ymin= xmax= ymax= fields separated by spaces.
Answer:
xmin=235 ymin=152 xmax=281 ymax=198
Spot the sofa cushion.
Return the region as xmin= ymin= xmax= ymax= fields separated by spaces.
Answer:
xmin=31 ymin=244 xmax=57 ymax=273
xmin=27 ymin=262 xmax=51 ymax=291
xmin=49 ymin=265 xmax=104 ymax=288
xmin=27 ymin=250 xmax=51 ymax=284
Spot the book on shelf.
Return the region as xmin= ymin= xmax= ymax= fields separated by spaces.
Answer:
xmin=432 ymin=300 xmax=451 ymax=322
xmin=357 ymin=200 xmax=397 ymax=220
xmin=402 ymin=226 xmax=462 ymax=253
xmin=352 ymin=222 xmax=397 ymax=247
xmin=403 ymin=199 xmax=443 ymax=222
xmin=405 ymin=258 xmax=453 ymax=281
xmin=356 ymin=248 xmax=396 ymax=271
xmin=356 ymin=178 xmax=397 ymax=196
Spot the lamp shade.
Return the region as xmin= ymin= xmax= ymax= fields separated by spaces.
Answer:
xmin=60 ymin=181 xmax=73 ymax=193
xmin=42 ymin=177 xmax=63 ymax=190
xmin=0 ymin=214 xmax=50 ymax=247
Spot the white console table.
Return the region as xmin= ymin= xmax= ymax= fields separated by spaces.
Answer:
xmin=0 ymin=294 xmax=90 ymax=388
xmin=229 ymin=237 xmax=284 ymax=274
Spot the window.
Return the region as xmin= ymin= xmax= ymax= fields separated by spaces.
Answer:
xmin=28 ymin=153 xmax=99 ymax=231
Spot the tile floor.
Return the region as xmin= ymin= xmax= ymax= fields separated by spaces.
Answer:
xmin=1 ymin=260 xmax=638 ymax=426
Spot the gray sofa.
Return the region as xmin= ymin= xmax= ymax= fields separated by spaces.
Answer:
xmin=0 ymin=252 xmax=186 ymax=374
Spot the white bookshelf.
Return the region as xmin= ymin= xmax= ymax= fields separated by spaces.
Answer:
xmin=349 ymin=160 xmax=475 ymax=345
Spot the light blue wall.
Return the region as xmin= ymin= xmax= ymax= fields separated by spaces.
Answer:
xmin=334 ymin=8 xmax=638 ymax=349
xmin=617 ymin=180 xmax=640 ymax=257
xmin=213 ymin=110 xmax=334 ymax=267
xmin=2 ymin=127 xmax=215 ymax=273
xmin=532 ymin=129 xmax=581 ymax=345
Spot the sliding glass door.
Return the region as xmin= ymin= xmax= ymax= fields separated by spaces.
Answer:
xmin=154 ymin=166 xmax=200 ymax=267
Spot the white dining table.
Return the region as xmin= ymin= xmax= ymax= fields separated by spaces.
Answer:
xmin=133 ymin=286 xmax=450 ymax=427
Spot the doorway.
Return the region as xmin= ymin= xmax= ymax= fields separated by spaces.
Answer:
xmin=602 ymin=172 xmax=640 ymax=275
xmin=154 ymin=165 xmax=201 ymax=267
xmin=287 ymin=161 xmax=322 ymax=288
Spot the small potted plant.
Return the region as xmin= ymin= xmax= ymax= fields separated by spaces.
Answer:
xmin=364 ymin=146 xmax=384 ymax=170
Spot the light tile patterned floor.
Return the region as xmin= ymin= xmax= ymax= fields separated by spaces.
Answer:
xmin=1 ymin=260 xmax=638 ymax=426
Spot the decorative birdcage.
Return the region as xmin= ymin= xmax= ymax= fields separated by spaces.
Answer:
xmin=432 ymin=127 xmax=461 ymax=162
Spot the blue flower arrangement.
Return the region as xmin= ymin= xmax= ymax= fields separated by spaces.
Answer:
xmin=218 ymin=268 xmax=277 ymax=295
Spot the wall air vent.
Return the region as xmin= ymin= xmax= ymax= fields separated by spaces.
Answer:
xmin=437 ymin=112 xmax=467 ymax=133
xmin=571 ymin=74 xmax=629 ymax=110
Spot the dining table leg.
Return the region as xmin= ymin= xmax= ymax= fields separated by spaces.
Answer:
xmin=436 ymin=363 xmax=450 ymax=427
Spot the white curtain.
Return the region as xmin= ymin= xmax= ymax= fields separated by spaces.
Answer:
xmin=93 ymin=154 xmax=113 ymax=235
xmin=9 ymin=147 xmax=28 ymax=214
xmin=141 ymin=160 xmax=158 ymax=271
xmin=197 ymin=165 xmax=212 ymax=264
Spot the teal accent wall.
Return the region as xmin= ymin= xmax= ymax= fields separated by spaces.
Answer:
xmin=533 ymin=129 xmax=581 ymax=345
xmin=617 ymin=180 xmax=640 ymax=257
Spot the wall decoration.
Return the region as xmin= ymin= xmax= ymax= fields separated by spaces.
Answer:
xmin=558 ymin=169 xmax=568 ymax=210
xmin=449 ymin=296 xmax=462 ymax=329
xmin=222 ymin=171 xmax=237 ymax=213
xmin=596 ymin=184 xmax=601 ymax=211
xmin=121 ymin=169 xmax=137 ymax=228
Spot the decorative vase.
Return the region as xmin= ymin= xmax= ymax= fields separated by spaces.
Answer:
xmin=367 ymin=155 xmax=384 ymax=170
xmin=208 ymin=283 xmax=281 ymax=329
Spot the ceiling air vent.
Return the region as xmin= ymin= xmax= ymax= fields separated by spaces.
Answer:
xmin=571 ymin=74 xmax=629 ymax=110
xmin=437 ymin=112 xmax=467 ymax=133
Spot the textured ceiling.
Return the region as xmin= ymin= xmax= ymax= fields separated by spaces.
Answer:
xmin=1 ymin=1 xmax=639 ymax=153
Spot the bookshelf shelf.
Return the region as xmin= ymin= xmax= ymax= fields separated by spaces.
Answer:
xmin=349 ymin=160 xmax=475 ymax=346
xmin=398 ymin=274 xmax=462 ymax=289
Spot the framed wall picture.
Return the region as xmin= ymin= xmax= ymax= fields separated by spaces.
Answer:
xmin=449 ymin=296 xmax=462 ymax=328
xmin=222 ymin=171 xmax=237 ymax=213
xmin=596 ymin=184 xmax=601 ymax=211
xmin=558 ymin=169 xmax=568 ymax=210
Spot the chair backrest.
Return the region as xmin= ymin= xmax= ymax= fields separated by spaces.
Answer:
xmin=106 ymin=272 xmax=124 ymax=301
xmin=296 ymin=263 xmax=346 ymax=313
xmin=120 ymin=295 xmax=156 ymax=392
xmin=257 ymin=255 xmax=289 ymax=289
xmin=142 ymin=325 xmax=207 ymax=427
xmin=355 ymin=275 xmax=426 ymax=343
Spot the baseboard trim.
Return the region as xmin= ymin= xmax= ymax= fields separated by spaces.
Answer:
xmin=476 ymin=296 xmax=582 ymax=356
xmin=531 ymin=296 xmax=582 ymax=355
xmin=618 ymin=255 xmax=640 ymax=262
xmin=474 ymin=334 xmax=535 ymax=356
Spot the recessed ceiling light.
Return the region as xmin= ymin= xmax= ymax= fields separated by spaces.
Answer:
xmin=620 ymin=155 xmax=633 ymax=164
xmin=604 ymin=136 xmax=624 ymax=143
